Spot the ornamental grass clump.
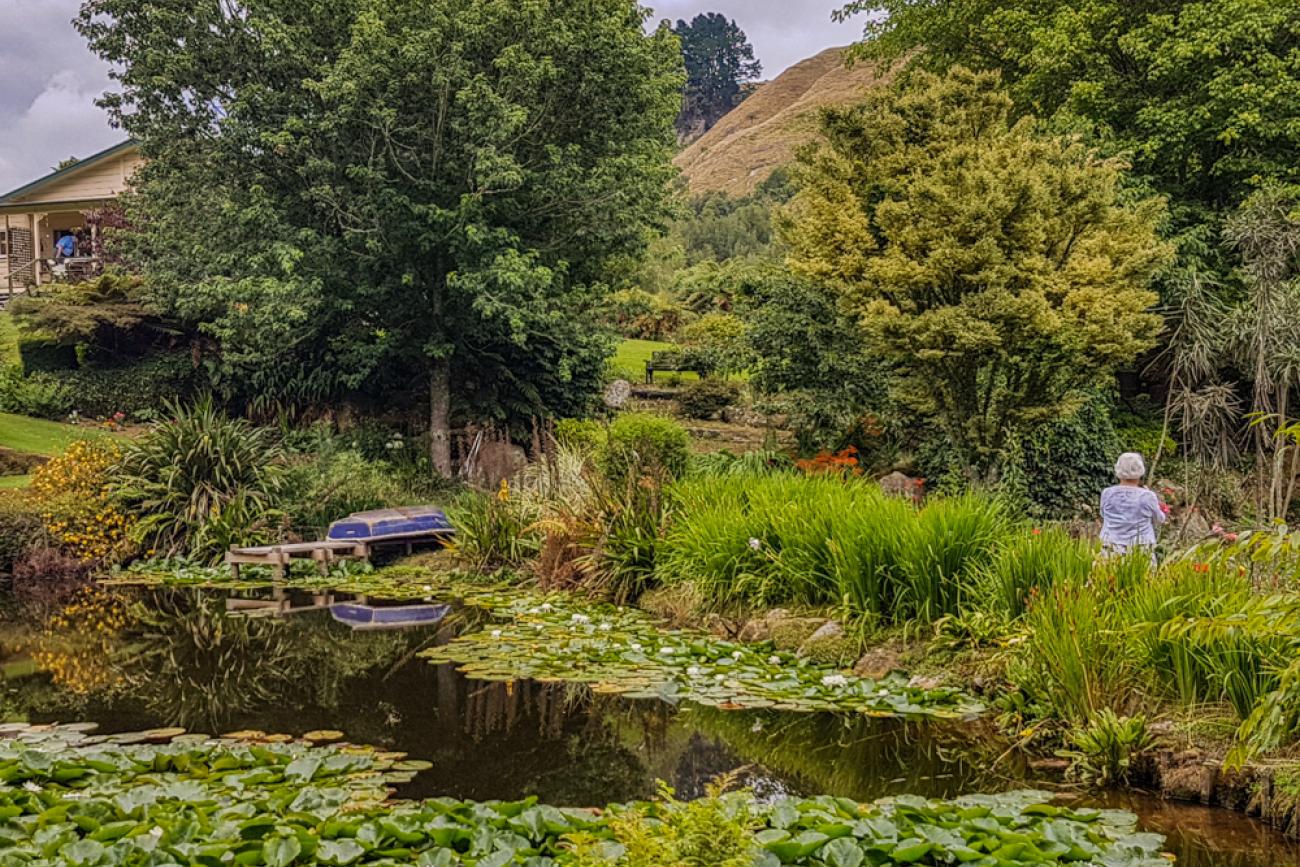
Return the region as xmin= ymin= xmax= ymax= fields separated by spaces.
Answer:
xmin=660 ymin=475 xmax=1017 ymax=623
xmin=979 ymin=527 xmax=1095 ymax=618
xmin=112 ymin=397 xmax=285 ymax=561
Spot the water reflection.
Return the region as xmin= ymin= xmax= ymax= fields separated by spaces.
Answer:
xmin=1 ymin=586 xmax=1295 ymax=866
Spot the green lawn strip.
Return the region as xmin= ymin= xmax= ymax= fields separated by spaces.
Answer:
xmin=0 ymin=474 xmax=30 ymax=489
xmin=0 ymin=412 xmax=116 ymax=457
xmin=0 ymin=723 xmax=1168 ymax=867
xmin=612 ymin=338 xmax=699 ymax=383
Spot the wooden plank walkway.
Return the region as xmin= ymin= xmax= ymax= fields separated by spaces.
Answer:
xmin=225 ymin=540 xmax=369 ymax=579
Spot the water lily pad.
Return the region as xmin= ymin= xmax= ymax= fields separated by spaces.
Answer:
xmin=304 ymin=730 xmax=345 ymax=743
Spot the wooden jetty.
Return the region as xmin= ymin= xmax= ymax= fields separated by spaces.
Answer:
xmin=225 ymin=540 xmax=369 ymax=580
xmin=224 ymin=505 xmax=455 ymax=579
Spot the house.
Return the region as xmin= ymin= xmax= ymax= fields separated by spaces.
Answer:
xmin=0 ymin=140 xmax=143 ymax=293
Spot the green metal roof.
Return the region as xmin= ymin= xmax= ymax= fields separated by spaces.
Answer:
xmin=0 ymin=140 xmax=138 ymax=205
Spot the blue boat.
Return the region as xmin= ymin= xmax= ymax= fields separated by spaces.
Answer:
xmin=330 ymin=603 xmax=452 ymax=631
xmin=326 ymin=506 xmax=454 ymax=543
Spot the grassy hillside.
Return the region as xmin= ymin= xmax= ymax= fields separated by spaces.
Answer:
xmin=675 ymin=47 xmax=891 ymax=197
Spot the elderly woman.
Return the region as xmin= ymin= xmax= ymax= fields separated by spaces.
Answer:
xmin=1100 ymin=452 xmax=1169 ymax=563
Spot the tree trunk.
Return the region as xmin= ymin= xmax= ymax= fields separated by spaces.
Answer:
xmin=429 ymin=360 xmax=452 ymax=478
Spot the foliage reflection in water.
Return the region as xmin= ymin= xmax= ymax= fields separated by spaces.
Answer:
xmin=0 ymin=586 xmax=1296 ymax=865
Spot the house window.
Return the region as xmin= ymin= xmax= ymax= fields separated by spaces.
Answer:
xmin=0 ymin=230 xmax=7 ymax=258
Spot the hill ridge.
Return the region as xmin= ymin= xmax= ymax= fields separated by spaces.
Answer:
xmin=675 ymin=46 xmax=890 ymax=197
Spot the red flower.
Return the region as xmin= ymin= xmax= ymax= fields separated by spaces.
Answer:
xmin=1031 ymin=527 xmax=1042 ymax=536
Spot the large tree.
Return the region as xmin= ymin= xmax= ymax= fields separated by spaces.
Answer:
xmin=672 ymin=13 xmax=762 ymax=141
xmin=77 ymin=0 xmax=682 ymax=475
xmin=782 ymin=67 xmax=1171 ymax=478
xmin=840 ymin=0 xmax=1300 ymax=232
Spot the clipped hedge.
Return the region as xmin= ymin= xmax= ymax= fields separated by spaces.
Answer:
xmin=35 ymin=352 xmax=198 ymax=419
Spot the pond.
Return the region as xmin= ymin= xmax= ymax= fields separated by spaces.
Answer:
xmin=2 ymin=585 xmax=1298 ymax=866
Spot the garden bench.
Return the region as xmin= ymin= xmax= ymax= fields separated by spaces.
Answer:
xmin=644 ymin=350 xmax=709 ymax=383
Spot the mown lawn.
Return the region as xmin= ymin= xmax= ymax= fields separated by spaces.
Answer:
xmin=0 ymin=413 xmax=113 ymax=457
xmin=611 ymin=338 xmax=700 ymax=383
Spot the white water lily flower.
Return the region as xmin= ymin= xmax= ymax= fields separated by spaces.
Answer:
xmin=768 ymin=655 xmax=781 ymax=665
xmin=571 ymin=614 xmax=591 ymax=624
xmin=715 ymin=674 xmax=726 ymax=681
xmin=731 ymin=651 xmax=744 ymax=660
xmin=659 ymin=646 xmax=675 ymax=656
xmin=490 ymin=630 xmax=502 ymax=639
xmin=528 ymin=607 xmax=543 ymax=615
xmin=422 ymin=585 xmax=434 ymax=592
xmin=149 ymin=827 xmax=163 ymax=837
xmin=629 ymin=643 xmax=643 ymax=653
xmin=821 ymin=674 xmax=848 ymax=688
xmin=598 ymin=622 xmax=612 ymax=632
xmin=686 ymin=666 xmax=701 ymax=677
xmin=22 ymin=782 xmax=39 ymax=793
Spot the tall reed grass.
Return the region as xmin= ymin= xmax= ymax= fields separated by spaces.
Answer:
xmin=659 ymin=476 xmax=1019 ymax=623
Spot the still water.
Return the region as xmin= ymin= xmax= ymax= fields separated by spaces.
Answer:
xmin=2 ymin=585 xmax=1297 ymax=866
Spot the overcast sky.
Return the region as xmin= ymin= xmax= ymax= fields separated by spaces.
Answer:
xmin=0 ymin=0 xmax=859 ymax=194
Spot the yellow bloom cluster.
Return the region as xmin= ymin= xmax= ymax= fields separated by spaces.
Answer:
xmin=30 ymin=585 xmax=131 ymax=695
xmin=30 ymin=439 xmax=136 ymax=563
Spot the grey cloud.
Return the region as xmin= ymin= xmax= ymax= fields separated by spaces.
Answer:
xmin=0 ymin=0 xmax=121 ymax=193
xmin=650 ymin=0 xmax=861 ymax=79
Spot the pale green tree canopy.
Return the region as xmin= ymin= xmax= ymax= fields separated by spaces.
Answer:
xmin=783 ymin=67 xmax=1172 ymax=476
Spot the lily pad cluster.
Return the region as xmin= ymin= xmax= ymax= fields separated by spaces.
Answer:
xmin=0 ymin=724 xmax=1168 ymax=867
xmin=421 ymin=599 xmax=983 ymax=718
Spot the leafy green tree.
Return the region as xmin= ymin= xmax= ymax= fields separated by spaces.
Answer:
xmin=78 ymin=0 xmax=683 ymax=476
xmin=672 ymin=13 xmax=762 ymax=141
xmin=840 ymin=0 xmax=1300 ymax=225
xmin=783 ymin=67 xmax=1171 ymax=478
xmin=742 ymin=267 xmax=887 ymax=453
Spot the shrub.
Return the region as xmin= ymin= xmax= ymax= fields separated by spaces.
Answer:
xmin=998 ymin=398 xmax=1121 ymax=519
xmin=17 ymin=338 xmax=76 ymax=374
xmin=599 ymin=289 xmax=691 ymax=340
xmin=113 ymin=398 xmax=286 ymax=561
xmin=0 ymin=491 xmax=46 ymax=572
xmin=554 ymin=418 xmax=607 ymax=454
xmin=12 ymin=546 xmax=93 ymax=595
xmin=676 ymin=379 xmax=740 ymax=420
xmin=0 ymin=366 xmax=72 ymax=419
xmin=599 ymin=413 xmax=690 ymax=486
xmin=29 ymin=438 xmax=135 ymax=563
xmin=281 ymin=449 xmax=403 ymax=538
xmin=676 ymin=313 xmax=752 ymax=378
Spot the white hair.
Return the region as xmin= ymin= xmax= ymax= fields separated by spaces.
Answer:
xmin=1114 ymin=452 xmax=1146 ymax=480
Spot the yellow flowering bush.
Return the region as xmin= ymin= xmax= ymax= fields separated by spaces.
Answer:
xmin=29 ymin=438 xmax=136 ymax=563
